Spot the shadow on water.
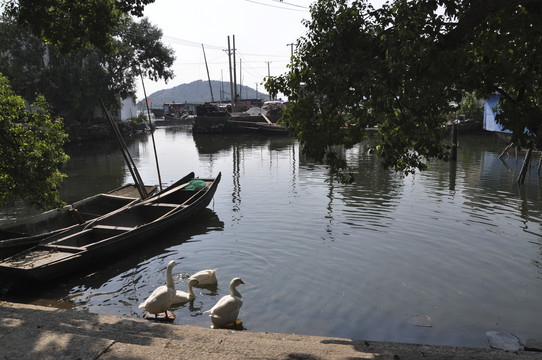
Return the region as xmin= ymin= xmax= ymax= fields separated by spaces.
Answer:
xmin=2 ymin=208 xmax=224 ymax=306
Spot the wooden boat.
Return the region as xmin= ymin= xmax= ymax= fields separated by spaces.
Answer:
xmin=0 ymin=172 xmax=204 ymax=258
xmin=0 ymin=172 xmax=221 ymax=284
xmin=0 ymin=184 xmax=158 ymax=258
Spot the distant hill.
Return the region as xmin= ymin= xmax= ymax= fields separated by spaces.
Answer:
xmin=142 ymin=80 xmax=271 ymax=106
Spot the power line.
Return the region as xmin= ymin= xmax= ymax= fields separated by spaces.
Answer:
xmin=161 ymin=35 xmax=292 ymax=59
xmin=236 ymin=51 xmax=289 ymax=58
xmin=162 ymin=35 xmax=223 ymax=50
xmin=271 ymin=0 xmax=309 ymax=10
xmin=244 ymin=0 xmax=309 ymax=12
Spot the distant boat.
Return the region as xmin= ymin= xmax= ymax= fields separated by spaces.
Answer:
xmin=193 ymin=111 xmax=288 ymax=135
xmin=0 ymin=172 xmax=221 ymax=285
xmin=160 ymin=112 xmax=195 ymax=125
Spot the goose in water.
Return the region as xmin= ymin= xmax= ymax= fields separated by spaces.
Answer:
xmin=189 ymin=269 xmax=218 ymax=285
xmin=172 ymin=278 xmax=199 ymax=305
xmin=138 ymin=260 xmax=177 ymax=319
xmin=204 ymin=277 xmax=245 ymax=328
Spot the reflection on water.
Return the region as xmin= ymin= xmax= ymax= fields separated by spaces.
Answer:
xmin=2 ymin=128 xmax=542 ymax=348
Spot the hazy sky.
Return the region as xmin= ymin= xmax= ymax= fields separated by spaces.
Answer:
xmin=136 ymin=0 xmax=386 ymax=100
xmin=136 ymin=0 xmax=313 ymax=100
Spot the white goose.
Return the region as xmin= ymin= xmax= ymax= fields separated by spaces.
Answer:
xmin=204 ymin=277 xmax=245 ymax=328
xmin=189 ymin=269 xmax=218 ymax=285
xmin=138 ymin=260 xmax=177 ymax=319
xmin=172 ymin=278 xmax=199 ymax=305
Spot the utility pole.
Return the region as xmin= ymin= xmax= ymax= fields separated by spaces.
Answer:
xmin=233 ymin=35 xmax=238 ymax=103
xmin=286 ymin=43 xmax=295 ymax=100
xmin=266 ymin=61 xmax=272 ymax=100
xmin=202 ymin=44 xmax=214 ymax=102
xmin=239 ymin=59 xmax=242 ymax=100
xmin=226 ymin=36 xmax=234 ymax=105
xmin=287 ymin=43 xmax=294 ymax=68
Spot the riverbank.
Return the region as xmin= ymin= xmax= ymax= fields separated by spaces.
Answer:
xmin=1 ymin=301 xmax=540 ymax=360
xmin=65 ymin=120 xmax=149 ymax=142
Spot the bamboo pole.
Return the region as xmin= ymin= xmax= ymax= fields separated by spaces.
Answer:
xmin=140 ymin=71 xmax=163 ymax=192
xmin=98 ymin=97 xmax=148 ymax=199
xmin=499 ymin=143 xmax=513 ymax=160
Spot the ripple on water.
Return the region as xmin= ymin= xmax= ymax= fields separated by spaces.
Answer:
xmin=8 ymin=131 xmax=541 ymax=347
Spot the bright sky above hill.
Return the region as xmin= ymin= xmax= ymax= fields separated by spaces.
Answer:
xmin=136 ymin=0 xmax=385 ymax=100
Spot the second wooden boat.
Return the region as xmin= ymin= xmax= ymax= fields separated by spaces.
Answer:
xmin=0 ymin=172 xmax=221 ymax=284
xmin=0 ymin=184 xmax=158 ymax=258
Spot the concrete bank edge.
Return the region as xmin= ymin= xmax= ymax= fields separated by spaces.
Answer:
xmin=1 ymin=301 xmax=541 ymax=360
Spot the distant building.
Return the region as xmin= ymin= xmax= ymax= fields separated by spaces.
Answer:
xmin=92 ymin=96 xmax=137 ymax=122
xmin=120 ymin=96 xmax=137 ymax=121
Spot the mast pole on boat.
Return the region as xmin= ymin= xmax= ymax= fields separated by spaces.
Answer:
xmin=140 ymin=70 xmax=163 ymax=192
xmin=202 ymin=44 xmax=215 ymax=102
xmin=221 ymin=70 xmax=224 ymax=103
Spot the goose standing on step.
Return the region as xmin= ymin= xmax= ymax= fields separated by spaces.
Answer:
xmin=172 ymin=278 xmax=199 ymax=305
xmin=204 ymin=277 xmax=245 ymax=328
xmin=189 ymin=269 xmax=217 ymax=285
xmin=138 ymin=260 xmax=177 ymax=319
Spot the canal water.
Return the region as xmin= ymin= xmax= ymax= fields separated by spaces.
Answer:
xmin=3 ymin=126 xmax=542 ymax=348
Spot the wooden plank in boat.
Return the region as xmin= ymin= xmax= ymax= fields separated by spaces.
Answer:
xmin=93 ymin=225 xmax=135 ymax=232
xmin=0 ymin=249 xmax=75 ymax=269
xmin=109 ymin=185 xmax=157 ymax=198
xmin=145 ymin=203 xmax=180 ymax=209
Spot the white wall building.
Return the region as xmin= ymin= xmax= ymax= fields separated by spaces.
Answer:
xmin=120 ymin=96 xmax=137 ymax=121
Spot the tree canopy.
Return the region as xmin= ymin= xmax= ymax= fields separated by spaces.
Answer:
xmin=0 ymin=73 xmax=69 ymax=208
xmin=2 ymin=0 xmax=155 ymax=54
xmin=0 ymin=17 xmax=175 ymax=124
xmin=266 ymin=0 xmax=542 ymax=177
xmin=0 ymin=0 xmax=174 ymax=208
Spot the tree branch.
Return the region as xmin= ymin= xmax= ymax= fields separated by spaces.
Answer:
xmin=443 ymin=0 xmax=541 ymax=49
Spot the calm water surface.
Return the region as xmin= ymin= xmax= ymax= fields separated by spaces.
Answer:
xmin=3 ymin=127 xmax=542 ymax=348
